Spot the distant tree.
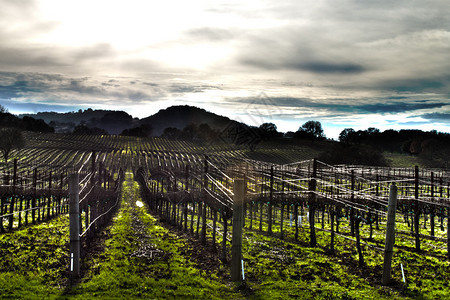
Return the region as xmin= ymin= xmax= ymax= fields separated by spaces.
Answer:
xmin=121 ymin=124 xmax=152 ymax=137
xmin=22 ymin=116 xmax=54 ymax=133
xmin=366 ymin=127 xmax=380 ymax=136
xmin=198 ymin=123 xmax=216 ymax=141
xmin=295 ymin=121 xmax=325 ymax=142
xmin=73 ymin=125 xmax=108 ymax=135
xmin=419 ymin=138 xmax=450 ymax=168
xmin=0 ymin=127 xmax=25 ymax=163
xmin=339 ymin=128 xmax=356 ymax=144
xmin=0 ymin=105 xmax=7 ymax=113
xmin=181 ymin=124 xmax=198 ymax=140
xmin=161 ymin=127 xmax=181 ymax=139
xmin=259 ymin=122 xmax=281 ymax=140
xmin=302 ymin=121 xmax=325 ymax=138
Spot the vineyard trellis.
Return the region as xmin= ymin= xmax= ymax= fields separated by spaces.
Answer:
xmin=2 ymin=132 xmax=450 ymax=284
xmin=135 ymin=153 xmax=450 ymax=272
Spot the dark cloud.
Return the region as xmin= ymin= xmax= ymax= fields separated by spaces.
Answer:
xmin=169 ymin=83 xmax=222 ymax=94
xmin=287 ymin=61 xmax=365 ymax=74
xmin=238 ymin=29 xmax=368 ymax=75
xmin=0 ymin=46 xmax=66 ymax=68
xmin=232 ymin=96 xmax=448 ymax=116
xmin=357 ymin=102 xmax=447 ymax=114
xmin=0 ymin=43 xmax=116 ymax=73
xmin=0 ymin=72 xmax=64 ymax=99
xmin=378 ymin=77 xmax=449 ymax=93
xmin=0 ymin=71 xmax=156 ymax=104
xmin=102 ymin=79 xmax=120 ymax=87
xmin=143 ymin=82 xmax=159 ymax=87
xmin=420 ymin=112 xmax=450 ymax=122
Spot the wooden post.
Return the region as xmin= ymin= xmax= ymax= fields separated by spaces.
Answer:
xmin=330 ymin=208 xmax=335 ymax=254
xmin=196 ymin=202 xmax=202 ymax=238
xmin=8 ymin=195 xmax=14 ymax=230
xmin=414 ymin=166 xmax=420 ymax=252
xmin=259 ymin=201 xmax=263 ymax=232
xmin=201 ymin=203 xmax=207 ymax=245
xmin=231 ymin=178 xmax=245 ymax=282
xmin=294 ymin=203 xmax=299 ymax=241
xmin=447 ymin=207 xmax=450 ymax=260
xmin=13 ymin=159 xmax=17 ymax=194
xmin=32 ymin=168 xmax=37 ymax=223
xmin=222 ymin=213 xmax=228 ymax=262
xmin=350 ymin=170 xmax=355 ymax=236
xmin=268 ymin=166 xmax=274 ymax=233
xmin=18 ymin=196 xmax=23 ymax=228
xmin=184 ymin=165 xmax=189 ymax=232
xmin=355 ymin=214 xmax=364 ymax=266
xmin=0 ymin=197 xmax=4 ymax=232
xmin=430 ymin=172 xmax=435 ymax=237
xmin=8 ymin=159 xmax=18 ymax=230
xmin=309 ymin=158 xmax=317 ymax=247
xmin=69 ymin=173 xmax=80 ymax=281
xmin=48 ymin=171 xmax=52 ymax=219
xmin=382 ymin=183 xmax=398 ymax=285
xmin=212 ymin=209 xmax=217 ymax=248
xmin=201 ymin=157 xmax=208 ymax=244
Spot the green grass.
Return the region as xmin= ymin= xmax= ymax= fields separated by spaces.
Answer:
xmin=0 ymin=215 xmax=70 ymax=299
xmin=67 ymin=172 xmax=239 ymax=299
xmin=2 ymin=171 xmax=450 ymax=299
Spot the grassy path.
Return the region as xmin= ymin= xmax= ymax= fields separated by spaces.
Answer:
xmin=67 ymin=172 xmax=239 ymax=299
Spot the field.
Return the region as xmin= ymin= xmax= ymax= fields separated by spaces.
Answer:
xmin=1 ymin=132 xmax=450 ymax=299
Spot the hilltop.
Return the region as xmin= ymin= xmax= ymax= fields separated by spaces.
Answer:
xmin=138 ymin=105 xmax=234 ymax=136
xmin=19 ymin=105 xmax=235 ymax=136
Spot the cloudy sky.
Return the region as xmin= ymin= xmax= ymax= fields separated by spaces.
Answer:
xmin=0 ymin=0 xmax=449 ymax=138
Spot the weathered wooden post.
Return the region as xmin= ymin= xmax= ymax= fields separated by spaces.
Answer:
xmin=0 ymin=197 xmax=4 ymax=232
xmin=184 ymin=165 xmax=189 ymax=232
xmin=430 ymin=172 xmax=435 ymax=237
xmin=355 ymin=213 xmax=364 ymax=266
xmin=13 ymin=159 xmax=17 ymax=194
xmin=350 ymin=170 xmax=355 ymax=236
xmin=330 ymin=207 xmax=335 ymax=254
xmin=48 ymin=171 xmax=52 ymax=219
xmin=382 ymin=183 xmax=398 ymax=285
xmin=309 ymin=158 xmax=317 ymax=247
xmin=8 ymin=159 xmax=18 ymax=230
xmin=414 ymin=166 xmax=420 ymax=251
xmin=268 ymin=166 xmax=274 ymax=233
xmin=231 ymin=178 xmax=245 ymax=282
xmin=201 ymin=156 xmax=208 ymax=244
xmin=221 ymin=212 xmax=228 ymax=262
xmin=69 ymin=173 xmax=80 ymax=281
xmin=32 ymin=168 xmax=37 ymax=223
